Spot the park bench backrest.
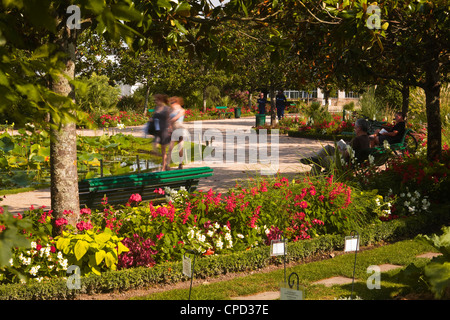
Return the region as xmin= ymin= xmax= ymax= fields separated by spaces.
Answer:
xmin=79 ymin=166 xmax=213 ymax=208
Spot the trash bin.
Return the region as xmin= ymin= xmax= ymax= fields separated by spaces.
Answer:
xmin=255 ymin=114 xmax=266 ymax=127
xmin=234 ymin=107 xmax=241 ymax=118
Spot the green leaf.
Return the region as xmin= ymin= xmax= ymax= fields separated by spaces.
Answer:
xmin=95 ymin=232 xmax=112 ymax=244
xmin=117 ymin=241 xmax=129 ymax=255
xmin=104 ymin=251 xmax=115 ymax=268
xmin=174 ymin=1 xmax=190 ymax=14
xmin=95 ymin=250 xmax=106 ymax=265
xmin=157 ymin=0 xmax=172 ymax=10
xmin=85 ymin=0 xmax=106 ymax=14
xmin=111 ymin=4 xmax=142 ymax=22
xmin=424 ymin=261 xmax=450 ymax=299
xmin=74 ymin=240 xmax=90 ymax=261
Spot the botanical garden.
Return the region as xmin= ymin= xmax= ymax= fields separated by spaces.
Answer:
xmin=0 ymin=0 xmax=449 ymax=303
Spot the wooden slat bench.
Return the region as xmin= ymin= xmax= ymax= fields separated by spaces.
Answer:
xmin=79 ymin=166 xmax=213 ymax=209
xmin=215 ymin=106 xmax=233 ymax=118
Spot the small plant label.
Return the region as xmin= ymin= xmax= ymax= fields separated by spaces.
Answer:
xmin=280 ymin=282 xmax=304 ymax=300
xmin=183 ymin=255 xmax=192 ymax=278
xmin=270 ymin=239 xmax=286 ymax=256
xmin=344 ymin=235 xmax=359 ymax=252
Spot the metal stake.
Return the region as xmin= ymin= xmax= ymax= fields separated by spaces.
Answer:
xmin=349 ymin=230 xmax=359 ymax=300
xmin=184 ymin=250 xmax=198 ymax=300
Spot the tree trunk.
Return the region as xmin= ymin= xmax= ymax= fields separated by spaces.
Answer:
xmin=50 ymin=30 xmax=80 ymax=234
xmin=401 ymin=85 xmax=410 ymax=119
xmin=203 ymin=86 xmax=207 ymax=113
xmin=424 ymin=51 xmax=442 ymax=161
xmin=143 ymin=83 xmax=150 ymax=116
xmin=269 ymin=87 xmax=277 ymax=126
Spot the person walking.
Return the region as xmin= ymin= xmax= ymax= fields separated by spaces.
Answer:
xmin=168 ymin=96 xmax=186 ymax=169
xmin=257 ymin=92 xmax=267 ymax=114
xmin=149 ymin=94 xmax=172 ymax=171
xmin=275 ymin=90 xmax=287 ymax=120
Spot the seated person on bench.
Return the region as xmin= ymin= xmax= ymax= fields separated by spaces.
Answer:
xmin=370 ymin=111 xmax=406 ymax=147
xmin=300 ymin=119 xmax=370 ymax=175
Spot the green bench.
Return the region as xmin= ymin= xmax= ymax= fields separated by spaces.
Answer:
xmin=367 ymin=128 xmax=417 ymax=158
xmin=215 ymin=106 xmax=233 ymax=119
xmin=79 ymin=166 xmax=213 ymax=209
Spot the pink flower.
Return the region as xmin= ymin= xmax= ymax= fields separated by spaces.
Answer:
xmin=154 ymin=188 xmax=165 ymax=195
xmin=295 ymin=201 xmax=308 ymax=209
xmin=76 ymin=220 xmax=93 ymax=231
xmin=80 ymin=208 xmax=91 ymax=215
xmin=156 ymin=233 xmax=164 ymax=240
xmin=129 ymin=193 xmax=142 ymax=203
xmin=55 ymin=218 xmax=68 ymax=227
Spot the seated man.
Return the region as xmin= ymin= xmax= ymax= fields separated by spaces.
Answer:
xmin=300 ymin=119 xmax=370 ymax=175
xmin=370 ymin=111 xmax=406 ymax=147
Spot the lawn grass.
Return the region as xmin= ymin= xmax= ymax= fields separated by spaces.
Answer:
xmin=132 ymin=239 xmax=439 ymax=300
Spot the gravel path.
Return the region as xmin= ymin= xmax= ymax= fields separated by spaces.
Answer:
xmin=1 ymin=116 xmax=329 ymax=214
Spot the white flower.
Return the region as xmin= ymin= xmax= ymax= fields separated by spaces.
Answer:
xmin=216 ymin=239 xmax=223 ymax=249
xmin=30 ymin=242 xmax=37 ymax=249
xmin=117 ymin=123 xmax=125 ymax=129
xmin=59 ymin=259 xmax=68 ymax=270
xmin=9 ymin=258 xmax=13 ymax=266
xmin=214 ymin=222 xmax=220 ymax=229
xmin=29 ymin=265 xmax=40 ymax=276
xmin=237 ymin=234 xmax=244 ymax=239
xmin=207 ymin=230 xmax=214 ymax=237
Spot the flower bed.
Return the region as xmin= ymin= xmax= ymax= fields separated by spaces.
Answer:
xmin=0 ymin=175 xmax=384 ymax=283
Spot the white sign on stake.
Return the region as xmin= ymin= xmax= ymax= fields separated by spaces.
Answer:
xmin=183 ymin=255 xmax=192 ymax=278
xmin=280 ymin=282 xmax=304 ymax=300
xmin=270 ymin=239 xmax=286 ymax=256
xmin=344 ymin=235 xmax=359 ymax=252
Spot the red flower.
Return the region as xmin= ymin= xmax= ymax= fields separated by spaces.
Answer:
xmin=80 ymin=208 xmax=91 ymax=215
xmin=128 ymin=193 xmax=142 ymax=203
xmin=156 ymin=233 xmax=164 ymax=240
xmin=55 ymin=218 xmax=68 ymax=227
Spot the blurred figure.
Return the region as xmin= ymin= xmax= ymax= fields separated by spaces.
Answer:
xmin=168 ymin=96 xmax=186 ymax=169
xmin=276 ymin=90 xmax=287 ymax=120
xmin=257 ymin=92 xmax=267 ymax=114
xmin=149 ymin=94 xmax=171 ymax=171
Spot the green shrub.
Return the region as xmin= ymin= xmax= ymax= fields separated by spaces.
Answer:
xmin=55 ymin=228 xmax=129 ymax=276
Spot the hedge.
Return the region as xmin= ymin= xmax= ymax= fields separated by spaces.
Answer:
xmin=0 ymin=206 xmax=448 ymax=300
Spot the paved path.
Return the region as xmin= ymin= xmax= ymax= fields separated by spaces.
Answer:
xmin=1 ymin=116 xmax=329 ymax=214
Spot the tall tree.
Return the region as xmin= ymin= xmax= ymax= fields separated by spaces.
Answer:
xmin=241 ymin=0 xmax=449 ymax=160
xmin=0 ymin=0 xmax=230 ymax=233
